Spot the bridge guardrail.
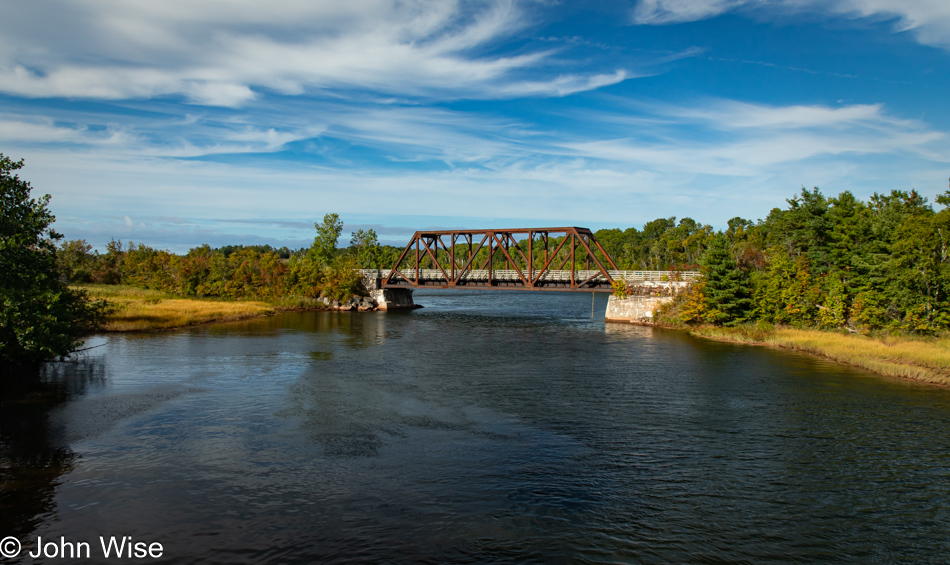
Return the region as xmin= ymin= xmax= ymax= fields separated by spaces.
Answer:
xmin=362 ymin=269 xmax=700 ymax=283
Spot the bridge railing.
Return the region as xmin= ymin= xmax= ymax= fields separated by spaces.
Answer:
xmin=361 ymin=269 xmax=700 ymax=283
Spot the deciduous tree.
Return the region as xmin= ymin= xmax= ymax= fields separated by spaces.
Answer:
xmin=0 ymin=155 xmax=103 ymax=371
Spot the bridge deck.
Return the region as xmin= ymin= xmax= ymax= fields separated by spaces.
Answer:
xmin=363 ymin=269 xmax=699 ymax=292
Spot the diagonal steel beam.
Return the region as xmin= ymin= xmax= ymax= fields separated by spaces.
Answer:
xmin=491 ymin=233 xmax=530 ymax=286
xmin=574 ymin=232 xmax=614 ymax=285
xmin=419 ymin=235 xmax=451 ymax=284
xmin=385 ymin=234 xmax=418 ymax=285
xmin=533 ymin=233 xmax=571 ymax=285
xmin=456 ymin=233 xmax=490 ymax=283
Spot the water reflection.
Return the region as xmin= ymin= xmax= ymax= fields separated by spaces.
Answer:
xmin=0 ymin=360 xmax=105 ymax=544
xmin=3 ymin=292 xmax=950 ymax=563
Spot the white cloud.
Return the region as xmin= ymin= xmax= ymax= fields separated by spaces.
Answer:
xmin=655 ymin=101 xmax=925 ymax=131
xmin=11 ymin=94 xmax=944 ymax=253
xmin=0 ymin=114 xmax=137 ymax=146
xmin=0 ymin=0 xmax=629 ymax=105
xmin=496 ymin=70 xmax=631 ymax=97
xmin=633 ymin=0 xmax=752 ymax=25
xmin=632 ymin=0 xmax=950 ymax=49
xmin=558 ymin=100 xmax=947 ymax=177
xmin=0 ymin=116 xmax=87 ymax=143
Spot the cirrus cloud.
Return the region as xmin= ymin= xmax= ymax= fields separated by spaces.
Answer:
xmin=632 ymin=0 xmax=950 ymax=50
xmin=0 ymin=0 xmax=630 ymax=106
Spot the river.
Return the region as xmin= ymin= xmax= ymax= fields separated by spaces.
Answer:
xmin=2 ymin=290 xmax=950 ymax=563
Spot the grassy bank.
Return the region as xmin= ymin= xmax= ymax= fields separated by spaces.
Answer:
xmin=689 ymin=325 xmax=950 ymax=386
xmin=77 ymin=284 xmax=277 ymax=331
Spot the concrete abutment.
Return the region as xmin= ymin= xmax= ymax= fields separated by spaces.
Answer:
xmin=604 ymin=281 xmax=690 ymax=325
xmin=361 ymin=271 xmax=420 ymax=311
xmin=370 ymin=288 xmax=418 ymax=310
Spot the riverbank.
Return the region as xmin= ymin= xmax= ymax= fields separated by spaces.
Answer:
xmin=77 ymin=285 xmax=280 ymax=331
xmin=688 ymin=325 xmax=950 ymax=386
xmin=77 ymin=285 xmax=392 ymax=332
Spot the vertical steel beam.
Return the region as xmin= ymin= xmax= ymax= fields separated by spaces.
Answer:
xmin=487 ymin=232 xmax=493 ymax=285
xmin=570 ymin=234 xmax=576 ymax=288
xmin=382 ymin=226 xmax=622 ymax=291
xmin=491 ymin=233 xmax=530 ymax=287
xmin=543 ymin=232 xmax=548 ymax=266
xmin=528 ymin=231 xmax=533 ymax=287
xmin=534 ymin=232 xmax=571 ymax=285
xmin=420 ymin=236 xmax=451 ymax=284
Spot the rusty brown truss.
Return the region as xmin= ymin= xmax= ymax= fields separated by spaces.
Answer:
xmin=382 ymin=227 xmax=621 ymax=291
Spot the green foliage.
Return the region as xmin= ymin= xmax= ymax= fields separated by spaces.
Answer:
xmin=700 ymin=234 xmax=752 ymax=326
xmin=320 ymin=257 xmax=366 ymax=302
xmin=818 ymin=274 xmax=849 ymax=329
xmin=611 ymin=278 xmax=628 ymax=299
xmin=31 ymin=172 xmax=950 ymax=337
xmin=57 ymin=239 xmax=97 ymax=283
xmin=656 ymin=279 xmax=707 ymax=325
xmin=595 ymin=217 xmax=711 ymax=271
xmin=350 ymin=228 xmax=381 ymax=268
xmin=93 ymin=239 xmax=124 ymax=284
xmin=751 ymin=246 xmax=795 ymax=324
xmin=57 ymin=212 xmax=370 ymax=305
xmin=754 ymin=246 xmax=847 ymax=328
xmin=0 ymin=155 xmax=104 ymax=366
xmin=851 ymin=289 xmax=890 ymax=330
xmin=311 ymin=213 xmax=343 ymax=265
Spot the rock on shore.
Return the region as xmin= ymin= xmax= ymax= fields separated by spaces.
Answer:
xmin=316 ymin=295 xmax=380 ymax=312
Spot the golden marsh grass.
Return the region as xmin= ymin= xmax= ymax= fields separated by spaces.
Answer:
xmin=77 ymin=284 xmax=276 ymax=332
xmin=690 ymin=326 xmax=950 ymax=386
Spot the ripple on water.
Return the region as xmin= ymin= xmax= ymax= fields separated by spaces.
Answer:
xmin=5 ymin=291 xmax=950 ymax=563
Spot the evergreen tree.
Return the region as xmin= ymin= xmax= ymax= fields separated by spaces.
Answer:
xmin=700 ymin=234 xmax=752 ymax=326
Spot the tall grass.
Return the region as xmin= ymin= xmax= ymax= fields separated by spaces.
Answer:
xmin=77 ymin=284 xmax=276 ymax=332
xmin=690 ymin=325 xmax=950 ymax=386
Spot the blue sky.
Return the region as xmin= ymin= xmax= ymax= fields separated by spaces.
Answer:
xmin=2 ymin=0 xmax=948 ymax=251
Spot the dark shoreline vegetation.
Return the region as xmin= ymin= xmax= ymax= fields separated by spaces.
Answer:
xmin=3 ymin=153 xmax=950 ymax=384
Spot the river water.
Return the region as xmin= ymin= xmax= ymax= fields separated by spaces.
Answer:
xmin=3 ymin=290 xmax=950 ymax=564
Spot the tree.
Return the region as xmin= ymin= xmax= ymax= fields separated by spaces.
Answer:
xmin=765 ymin=187 xmax=833 ymax=272
xmin=349 ymin=228 xmax=380 ymax=268
xmin=700 ymin=234 xmax=752 ymax=326
xmin=884 ymin=199 xmax=950 ymax=332
xmin=0 ymin=155 xmax=103 ymax=371
xmin=57 ymin=239 xmax=97 ymax=283
xmin=310 ymin=213 xmax=343 ymax=265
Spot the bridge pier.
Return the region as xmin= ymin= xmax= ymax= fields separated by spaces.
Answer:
xmin=371 ymin=288 xmax=418 ymax=310
xmin=361 ymin=271 xmax=420 ymax=311
xmin=359 ymin=267 xmax=697 ymax=318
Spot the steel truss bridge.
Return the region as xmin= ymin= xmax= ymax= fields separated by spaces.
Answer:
xmin=373 ymin=227 xmax=699 ymax=292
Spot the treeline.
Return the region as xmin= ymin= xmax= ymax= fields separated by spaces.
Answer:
xmin=57 ymin=214 xmax=403 ymax=302
xmin=595 ymin=217 xmax=712 ymax=271
xmin=55 ymin=186 xmax=950 ymax=333
xmin=631 ymin=187 xmax=950 ymax=334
